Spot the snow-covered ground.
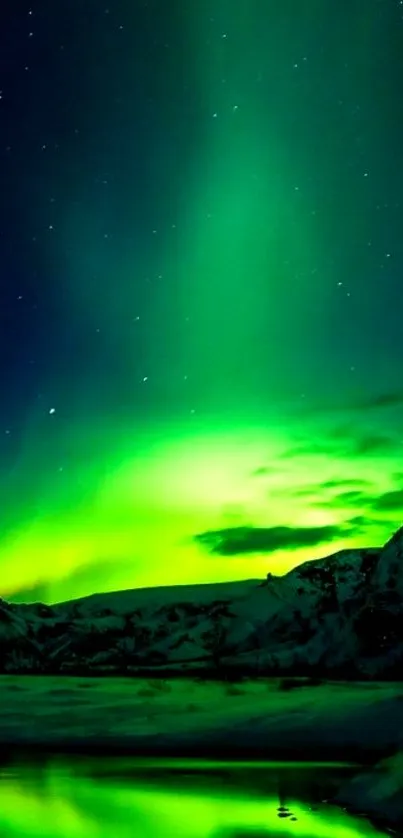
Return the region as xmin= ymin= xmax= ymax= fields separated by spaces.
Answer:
xmin=1 ymin=675 xmax=402 ymax=757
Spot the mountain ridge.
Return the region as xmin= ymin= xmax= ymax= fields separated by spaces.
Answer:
xmin=1 ymin=526 xmax=402 ymax=678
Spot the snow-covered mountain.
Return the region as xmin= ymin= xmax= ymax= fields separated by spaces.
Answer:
xmin=1 ymin=525 xmax=402 ymax=677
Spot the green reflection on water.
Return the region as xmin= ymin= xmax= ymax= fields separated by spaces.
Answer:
xmin=0 ymin=759 xmax=386 ymax=838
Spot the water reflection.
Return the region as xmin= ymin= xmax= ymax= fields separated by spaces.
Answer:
xmin=0 ymin=758 xmax=386 ymax=838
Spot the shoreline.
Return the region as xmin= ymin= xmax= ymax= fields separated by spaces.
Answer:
xmin=1 ymin=675 xmax=402 ymax=834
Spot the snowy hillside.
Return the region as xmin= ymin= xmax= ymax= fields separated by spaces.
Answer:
xmin=1 ymin=526 xmax=402 ymax=677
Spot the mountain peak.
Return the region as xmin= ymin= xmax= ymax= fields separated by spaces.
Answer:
xmin=370 ymin=521 xmax=403 ymax=596
xmin=1 ymin=525 xmax=402 ymax=678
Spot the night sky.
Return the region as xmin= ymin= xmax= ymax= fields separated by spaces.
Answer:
xmin=1 ymin=0 xmax=403 ymax=604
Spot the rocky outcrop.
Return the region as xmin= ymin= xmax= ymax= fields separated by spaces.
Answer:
xmin=1 ymin=525 xmax=402 ymax=677
xmin=335 ymin=753 xmax=403 ymax=831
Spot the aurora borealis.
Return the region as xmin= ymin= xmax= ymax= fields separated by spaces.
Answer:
xmin=1 ymin=0 xmax=403 ymax=603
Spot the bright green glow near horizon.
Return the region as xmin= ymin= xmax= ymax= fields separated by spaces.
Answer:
xmin=3 ymin=2 xmax=402 ymax=603
xmin=0 ymin=761 xmax=385 ymax=838
xmin=2 ymin=412 xmax=401 ymax=603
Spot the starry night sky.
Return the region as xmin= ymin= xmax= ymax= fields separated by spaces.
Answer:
xmin=1 ymin=0 xmax=403 ymax=603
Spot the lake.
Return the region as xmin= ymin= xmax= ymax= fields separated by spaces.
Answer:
xmin=0 ymin=756 xmax=389 ymax=837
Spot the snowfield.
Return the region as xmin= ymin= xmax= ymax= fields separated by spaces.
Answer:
xmin=1 ymin=675 xmax=402 ymax=759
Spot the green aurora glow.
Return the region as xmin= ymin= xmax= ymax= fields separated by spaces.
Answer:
xmin=3 ymin=0 xmax=403 ymax=602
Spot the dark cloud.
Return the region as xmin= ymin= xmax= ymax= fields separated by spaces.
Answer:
xmin=353 ymin=434 xmax=400 ymax=455
xmin=345 ymin=515 xmax=370 ymax=529
xmin=317 ymin=485 xmax=403 ymax=514
xmin=355 ymin=392 xmax=403 ymax=411
xmin=280 ymin=430 xmax=398 ymax=461
xmin=325 ymin=390 xmax=403 ymax=414
xmin=327 ymin=423 xmax=399 ymax=453
xmin=195 ymin=524 xmax=346 ymax=556
xmin=280 ymin=440 xmax=345 ymax=459
xmin=321 ymin=478 xmax=372 ymax=490
xmin=326 ymin=424 xmax=399 ymax=456
xmin=335 ymin=490 xmax=366 ymax=504
xmin=281 ymin=478 xmax=372 ymax=500
xmin=301 ymin=390 xmax=403 ymax=419
xmin=371 ymin=490 xmax=403 ymax=512
xmin=311 ymin=490 xmax=370 ymax=511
